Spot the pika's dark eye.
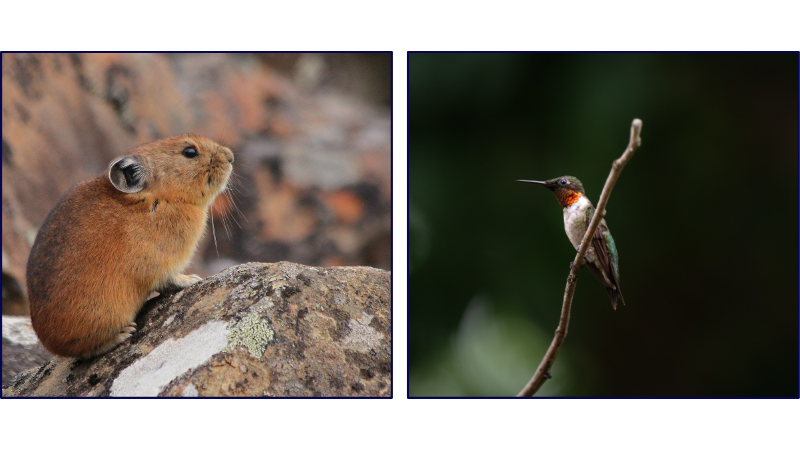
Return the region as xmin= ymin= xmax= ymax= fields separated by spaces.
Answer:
xmin=182 ymin=146 xmax=199 ymax=158
xmin=560 ymin=179 xmax=568 ymax=185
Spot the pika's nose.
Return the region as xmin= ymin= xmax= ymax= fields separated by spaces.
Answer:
xmin=222 ymin=147 xmax=234 ymax=163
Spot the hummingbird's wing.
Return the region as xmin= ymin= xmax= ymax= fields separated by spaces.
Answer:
xmin=585 ymin=220 xmax=625 ymax=310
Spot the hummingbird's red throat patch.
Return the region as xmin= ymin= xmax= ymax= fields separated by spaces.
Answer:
xmin=555 ymin=189 xmax=582 ymax=208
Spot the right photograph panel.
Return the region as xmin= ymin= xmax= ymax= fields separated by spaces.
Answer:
xmin=408 ymin=52 xmax=798 ymax=398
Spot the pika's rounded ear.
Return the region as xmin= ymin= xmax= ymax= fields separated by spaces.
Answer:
xmin=109 ymin=156 xmax=147 ymax=193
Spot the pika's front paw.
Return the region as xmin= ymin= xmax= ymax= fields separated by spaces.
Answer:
xmin=170 ymin=274 xmax=203 ymax=289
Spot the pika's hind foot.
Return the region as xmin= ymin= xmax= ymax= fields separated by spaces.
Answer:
xmin=80 ymin=323 xmax=137 ymax=359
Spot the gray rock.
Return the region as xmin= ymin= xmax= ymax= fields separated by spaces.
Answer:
xmin=2 ymin=315 xmax=52 ymax=384
xmin=2 ymin=261 xmax=391 ymax=397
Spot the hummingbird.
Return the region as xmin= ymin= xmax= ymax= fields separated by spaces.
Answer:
xmin=517 ymin=176 xmax=624 ymax=309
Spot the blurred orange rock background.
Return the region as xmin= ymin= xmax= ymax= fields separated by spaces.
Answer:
xmin=1 ymin=53 xmax=391 ymax=315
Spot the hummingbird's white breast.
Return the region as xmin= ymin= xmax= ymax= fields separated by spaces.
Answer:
xmin=563 ymin=195 xmax=593 ymax=250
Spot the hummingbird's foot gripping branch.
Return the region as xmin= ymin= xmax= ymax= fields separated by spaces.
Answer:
xmin=516 ymin=118 xmax=643 ymax=397
xmin=571 ymin=244 xmax=582 ymax=271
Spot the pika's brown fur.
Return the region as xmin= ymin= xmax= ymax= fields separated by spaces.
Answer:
xmin=26 ymin=134 xmax=234 ymax=358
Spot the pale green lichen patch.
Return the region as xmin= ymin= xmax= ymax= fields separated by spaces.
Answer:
xmin=225 ymin=310 xmax=275 ymax=359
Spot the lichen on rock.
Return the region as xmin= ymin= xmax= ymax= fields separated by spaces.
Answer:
xmin=225 ymin=309 xmax=275 ymax=359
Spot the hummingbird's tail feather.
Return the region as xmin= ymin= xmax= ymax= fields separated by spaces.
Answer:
xmin=606 ymin=286 xmax=624 ymax=310
xmin=585 ymin=255 xmax=624 ymax=310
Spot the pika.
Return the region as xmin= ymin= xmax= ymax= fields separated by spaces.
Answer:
xmin=26 ymin=134 xmax=234 ymax=358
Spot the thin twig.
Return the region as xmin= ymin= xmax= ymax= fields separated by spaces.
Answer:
xmin=516 ymin=118 xmax=643 ymax=397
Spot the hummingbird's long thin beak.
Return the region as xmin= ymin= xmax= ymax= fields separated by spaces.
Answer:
xmin=516 ymin=179 xmax=546 ymax=185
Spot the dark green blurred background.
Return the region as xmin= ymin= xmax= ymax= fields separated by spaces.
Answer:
xmin=408 ymin=53 xmax=798 ymax=397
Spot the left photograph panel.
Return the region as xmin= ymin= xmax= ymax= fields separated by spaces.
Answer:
xmin=1 ymin=52 xmax=392 ymax=397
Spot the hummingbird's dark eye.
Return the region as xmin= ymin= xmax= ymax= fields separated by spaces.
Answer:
xmin=182 ymin=146 xmax=199 ymax=158
xmin=560 ymin=179 xmax=568 ymax=185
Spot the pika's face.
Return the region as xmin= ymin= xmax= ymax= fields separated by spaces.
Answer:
xmin=109 ymin=134 xmax=234 ymax=206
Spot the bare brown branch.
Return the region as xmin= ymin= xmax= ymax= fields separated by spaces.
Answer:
xmin=516 ymin=118 xmax=643 ymax=397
